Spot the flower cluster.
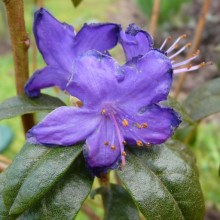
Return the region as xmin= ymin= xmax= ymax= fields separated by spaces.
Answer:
xmin=25 ymin=8 xmax=204 ymax=176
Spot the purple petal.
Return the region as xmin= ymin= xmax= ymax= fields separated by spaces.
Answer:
xmin=27 ymin=106 xmax=101 ymax=146
xmin=24 ymin=66 xmax=69 ymax=97
xmin=119 ymin=24 xmax=153 ymax=61
xmin=66 ymin=50 xmax=122 ymax=107
xmin=74 ymin=23 xmax=121 ymax=57
xmin=84 ymin=117 xmax=121 ymax=175
xmin=34 ymin=8 xmax=75 ymax=72
xmin=118 ymin=50 xmax=173 ymax=113
xmin=122 ymin=104 xmax=181 ymax=145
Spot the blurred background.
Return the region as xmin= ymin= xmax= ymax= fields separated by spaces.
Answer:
xmin=0 ymin=0 xmax=220 ymax=219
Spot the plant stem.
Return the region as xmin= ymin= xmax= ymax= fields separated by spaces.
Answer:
xmin=3 ymin=0 xmax=35 ymax=133
xmin=81 ymin=204 xmax=101 ymax=220
xmin=149 ymin=0 xmax=160 ymax=36
xmin=174 ymin=0 xmax=211 ymax=99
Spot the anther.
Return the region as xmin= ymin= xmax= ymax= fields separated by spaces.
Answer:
xmin=104 ymin=141 xmax=109 ymax=146
xmin=137 ymin=140 xmax=144 ymax=147
xmin=123 ymin=140 xmax=127 ymax=145
xmin=111 ymin=145 xmax=116 ymax=150
xmin=174 ymin=44 xmax=179 ymax=49
xmin=180 ymin=34 xmax=187 ymax=39
xmin=122 ymin=119 xmax=129 ymax=127
xmin=186 ymin=42 xmax=191 ymax=48
xmin=122 ymin=151 xmax=126 ymax=156
xmin=136 ymin=123 xmax=142 ymax=129
xmin=101 ymin=109 xmax=106 ymax=114
xmin=142 ymin=122 xmax=148 ymax=128
xmin=199 ymin=62 xmax=206 ymax=68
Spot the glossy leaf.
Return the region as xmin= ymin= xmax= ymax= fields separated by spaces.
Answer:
xmin=3 ymin=142 xmax=82 ymax=215
xmin=18 ymin=154 xmax=94 ymax=220
xmin=91 ymin=184 xmax=139 ymax=220
xmin=0 ymin=94 xmax=65 ymax=121
xmin=184 ymin=77 xmax=220 ymax=121
xmin=71 ymin=0 xmax=83 ymax=7
xmin=117 ymin=141 xmax=205 ymax=220
xmin=0 ymin=174 xmax=16 ymax=220
xmin=3 ymin=143 xmax=49 ymax=209
xmin=162 ymin=97 xmax=194 ymax=125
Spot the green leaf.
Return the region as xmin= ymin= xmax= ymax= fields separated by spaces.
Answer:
xmin=161 ymin=97 xmax=194 ymax=126
xmin=3 ymin=142 xmax=82 ymax=215
xmin=71 ymin=0 xmax=83 ymax=7
xmin=0 ymin=94 xmax=65 ymax=121
xmin=3 ymin=143 xmax=49 ymax=209
xmin=18 ymin=154 xmax=94 ymax=220
xmin=92 ymin=184 xmax=139 ymax=220
xmin=0 ymin=174 xmax=16 ymax=220
xmin=117 ymin=141 xmax=205 ymax=220
xmin=184 ymin=77 xmax=220 ymax=121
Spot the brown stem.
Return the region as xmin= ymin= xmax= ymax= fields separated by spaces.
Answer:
xmin=0 ymin=155 xmax=12 ymax=164
xmin=174 ymin=0 xmax=211 ymax=98
xmin=3 ymin=0 xmax=35 ymax=134
xmin=149 ymin=0 xmax=160 ymax=36
xmin=0 ymin=162 xmax=8 ymax=173
xmin=81 ymin=205 xmax=101 ymax=220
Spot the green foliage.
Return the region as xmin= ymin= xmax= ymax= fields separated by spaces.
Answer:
xmin=184 ymin=77 xmax=220 ymax=121
xmin=18 ymin=155 xmax=94 ymax=220
xmin=92 ymin=184 xmax=139 ymax=220
xmin=117 ymin=141 xmax=205 ymax=220
xmin=2 ymin=142 xmax=83 ymax=217
xmin=0 ymin=94 xmax=65 ymax=121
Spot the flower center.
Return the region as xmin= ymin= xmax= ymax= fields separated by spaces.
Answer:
xmin=100 ymin=104 xmax=150 ymax=167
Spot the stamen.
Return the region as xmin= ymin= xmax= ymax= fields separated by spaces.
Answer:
xmin=172 ymin=50 xmax=200 ymax=68
xmin=142 ymin=122 xmax=148 ymax=128
xmin=160 ymin=36 xmax=171 ymax=50
xmin=123 ymin=140 xmax=127 ymax=145
xmin=122 ymin=151 xmax=126 ymax=156
xmin=135 ymin=123 xmax=142 ymax=129
xmin=169 ymin=42 xmax=191 ymax=59
xmin=166 ymin=34 xmax=187 ymax=54
xmin=173 ymin=62 xmax=206 ymax=74
xmin=101 ymin=109 xmax=106 ymax=114
xmin=137 ymin=140 xmax=144 ymax=147
xmin=110 ymin=114 xmax=126 ymax=166
xmin=104 ymin=141 xmax=109 ymax=146
xmin=111 ymin=145 xmax=116 ymax=150
xmin=122 ymin=119 xmax=129 ymax=127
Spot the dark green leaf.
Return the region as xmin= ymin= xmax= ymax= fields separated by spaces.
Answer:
xmin=0 ymin=94 xmax=65 ymax=121
xmin=0 ymin=174 xmax=16 ymax=220
xmin=161 ymin=97 xmax=194 ymax=126
xmin=92 ymin=184 xmax=139 ymax=220
xmin=184 ymin=77 xmax=220 ymax=121
xmin=3 ymin=142 xmax=82 ymax=215
xmin=117 ymin=141 xmax=205 ymax=220
xmin=71 ymin=0 xmax=83 ymax=7
xmin=3 ymin=143 xmax=49 ymax=209
xmin=18 ymin=154 xmax=94 ymax=220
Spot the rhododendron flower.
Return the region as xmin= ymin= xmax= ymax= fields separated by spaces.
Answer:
xmin=27 ymin=50 xmax=181 ymax=176
xmin=25 ymin=8 xmax=120 ymax=97
xmin=119 ymin=24 xmax=205 ymax=74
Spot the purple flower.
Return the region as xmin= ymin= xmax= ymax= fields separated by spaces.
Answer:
xmin=119 ymin=24 xmax=205 ymax=74
xmin=25 ymin=8 xmax=120 ymax=97
xmin=27 ymin=48 xmax=181 ymax=176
